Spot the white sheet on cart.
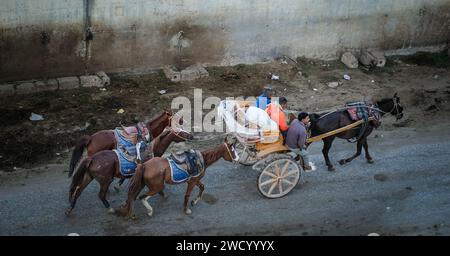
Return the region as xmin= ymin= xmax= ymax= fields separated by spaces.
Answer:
xmin=244 ymin=106 xmax=279 ymax=131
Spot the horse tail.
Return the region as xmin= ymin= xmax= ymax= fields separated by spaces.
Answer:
xmin=69 ymin=158 xmax=92 ymax=202
xmin=128 ymin=163 xmax=145 ymax=201
xmin=69 ymin=135 xmax=91 ymax=177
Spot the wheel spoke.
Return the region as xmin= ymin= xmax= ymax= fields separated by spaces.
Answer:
xmin=278 ymin=180 xmax=283 ymax=194
xmin=260 ymin=179 xmax=275 ymax=187
xmin=263 ymin=170 xmax=277 ymax=178
xmin=281 ymin=179 xmax=295 ymax=186
xmin=274 ymin=162 xmax=281 ymax=176
xmin=282 ymin=170 xmax=298 ymax=179
xmin=280 ymin=161 xmax=290 ymax=177
xmin=268 ymin=181 xmax=277 ymax=195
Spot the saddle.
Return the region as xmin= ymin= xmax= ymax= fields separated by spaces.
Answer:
xmin=170 ymin=149 xmax=204 ymax=177
xmin=120 ymin=122 xmax=150 ymax=144
xmin=346 ymin=102 xmax=369 ymax=121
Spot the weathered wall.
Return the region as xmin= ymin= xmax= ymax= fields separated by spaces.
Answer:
xmin=1 ymin=0 xmax=449 ymax=82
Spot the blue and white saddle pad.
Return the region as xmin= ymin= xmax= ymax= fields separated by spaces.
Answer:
xmin=114 ymin=128 xmax=135 ymax=148
xmin=113 ymin=148 xmax=137 ymax=177
xmin=167 ymin=158 xmax=202 ymax=183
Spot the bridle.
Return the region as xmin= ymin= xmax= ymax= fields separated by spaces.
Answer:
xmin=224 ymin=142 xmax=239 ymax=163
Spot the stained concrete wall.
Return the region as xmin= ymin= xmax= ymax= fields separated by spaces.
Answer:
xmin=1 ymin=0 xmax=449 ymax=82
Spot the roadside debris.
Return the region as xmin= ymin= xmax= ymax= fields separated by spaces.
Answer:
xmin=359 ymin=49 xmax=386 ymax=68
xmin=327 ymin=82 xmax=340 ymax=88
xmin=117 ymin=108 xmax=125 ymax=114
xmin=341 ymin=52 xmax=359 ymax=69
xmin=343 ymin=74 xmax=351 ymax=81
xmin=368 ymin=233 xmax=380 ymax=236
xmin=29 ymin=113 xmax=44 ymax=121
xmin=158 ymin=89 xmax=167 ymax=95
xmin=271 ymin=74 xmax=280 ymax=80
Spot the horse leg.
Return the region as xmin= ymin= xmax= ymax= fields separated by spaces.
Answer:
xmin=183 ymin=181 xmax=197 ymax=215
xmin=138 ymin=189 xmax=160 ymax=217
xmin=66 ymin=174 xmax=93 ymax=216
xmin=113 ymin=178 xmax=126 ymax=193
xmin=322 ymin=137 xmax=336 ymax=171
xmin=191 ymin=181 xmax=205 ymax=206
xmin=158 ymin=190 xmax=169 ymax=199
xmin=363 ymin=139 xmax=374 ymax=163
xmin=339 ymin=138 xmax=364 ymax=165
xmin=98 ymin=177 xmax=115 ymax=214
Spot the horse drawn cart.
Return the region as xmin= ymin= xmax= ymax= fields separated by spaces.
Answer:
xmin=218 ymin=100 xmax=373 ymax=199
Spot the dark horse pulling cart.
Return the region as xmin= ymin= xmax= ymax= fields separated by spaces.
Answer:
xmin=218 ymin=93 xmax=403 ymax=198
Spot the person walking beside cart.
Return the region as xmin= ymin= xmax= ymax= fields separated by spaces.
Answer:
xmin=286 ymin=112 xmax=313 ymax=171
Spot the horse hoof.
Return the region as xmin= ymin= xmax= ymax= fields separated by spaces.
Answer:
xmin=367 ymin=159 xmax=374 ymax=164
xmin=338 ymin=160 xmax=346 ymax=165
xmin=107 ymin=208 xmax=115 ymax=214
xmin=147 ymin=211 xmax=153 ymax=217
xmin=190 ymin=201 xmax=195 ymax=207
xmin=185 ymin=208 xmax=192 ymax=215
xmin=65 ymin=208 xmax=72 ymax=216
xmin=328 ymin=166 xmax=336 ymax=172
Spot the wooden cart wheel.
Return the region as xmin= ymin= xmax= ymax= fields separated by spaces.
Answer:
xmin=235 ymin=142 xmax=258 ymax=166
xmin=257 ymin=158 xmax=300 ymax=198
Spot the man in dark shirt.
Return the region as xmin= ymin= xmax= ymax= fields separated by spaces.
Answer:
xmin=286 ymin=112 xmax=312 ymax=171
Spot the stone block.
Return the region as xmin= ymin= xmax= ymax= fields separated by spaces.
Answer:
xmin=80 ymin=75 xmax=104 ymax=88
xmin=58 ymin=77 xmax=80 ymax=90
xmin=16 ymin=82 xmax=35 ymax=94
xmin=96 ymin=71 xmax=110 ymax=86
xmin=196 ymin=64 xmax=209 ymax=78
xmin=181 ymin=66 xmax=200 ymax=81
xmin=341 ymin=52 xmax=359 ymax=69
xmin=359 ymin=49 xmax=386 ymax=67
xmin=163 ymin=65 xmax=181 ymax=82
xmin=0 ymin=83 xmax=16 ymax=96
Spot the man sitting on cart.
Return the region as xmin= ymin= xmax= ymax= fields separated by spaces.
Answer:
xmin=286 ymin=112 xmax=312 ymax=171
xmin=265 ymin=96 xmax=289 ymax=139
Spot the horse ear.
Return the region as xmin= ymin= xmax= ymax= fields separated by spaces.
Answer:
xmin=393 ymin=92 xmax=398 ymax=98
xmin=224 ymin=136 xmax=228 ymax=143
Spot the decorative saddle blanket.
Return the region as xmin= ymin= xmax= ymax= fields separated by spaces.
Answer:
xmin=113 ymin=147 xmax=138 ymax=177
xmin=345 ymin=102 xmax=381 ymax=128
xmin=167 ymin=150 xmax=204 ymax=183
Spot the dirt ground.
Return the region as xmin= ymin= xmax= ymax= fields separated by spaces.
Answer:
xmin=0 ymin=51 xmax=449 ymax=173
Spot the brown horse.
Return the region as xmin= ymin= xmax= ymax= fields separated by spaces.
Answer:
xmin=69 ymin=109 xmax=175 ymax=176
xmin=116 ymin=138 xmax=239 ymax=218
xmin=66 ymin=127 xmax=193 ymax=216
xmin=309 ymin=93 xmax=404 ymax=171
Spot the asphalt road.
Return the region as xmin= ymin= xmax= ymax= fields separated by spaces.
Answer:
xmin=1 ymin=125 xmax=450 ymax=236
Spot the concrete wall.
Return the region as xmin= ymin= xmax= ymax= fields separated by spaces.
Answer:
xmin=1 ymin=0 xmax=449 ymax=82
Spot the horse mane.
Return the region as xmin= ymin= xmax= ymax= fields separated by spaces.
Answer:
xmin=146 ymin=111 xmax=168 ymax=125
xmin=148 ymin=129 xmax=171 ymax=155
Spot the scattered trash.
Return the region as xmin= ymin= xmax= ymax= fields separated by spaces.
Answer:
xmin=29 ymin=112 xmax=44 ymax=121
xmin=371 ymin=80 xmax=375 ymax=83
xmin=283 ymin=88 xmax=287 ymax=91
xmin=67 ymin=233 xmax=80 ymax=236
xmin=271 ymin=74 xmax=280 ymax=80
xmin=343 ymin=74 xmax=351 ymax=81
xmin=298 ymin=71 xmax=303 ymax=77
xmin=56 ymin=153 xmax=61 ymax=156
xmin=281 ymin=60 xmax=288 ymax=64
xmin=433 ymin=75 xmax=439 ymax=80
xmin=117 ymin=108 xmax=125 ymax=114
xmin=313 ymin=88 xmax=318 ymax=91
xmin=368 ymin=233 xmax=380 ymax=236
xmin=327 ymin=82 xmax=339 ymax=88
xmin=100 ymin=88 xmax=107 ymax=91
xmin=158 ymin=89 xmax=167 ymax=95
